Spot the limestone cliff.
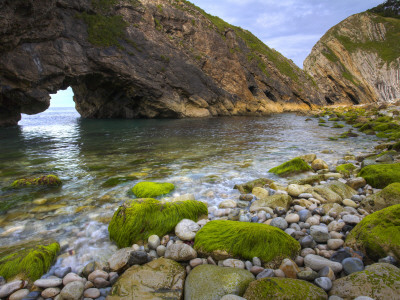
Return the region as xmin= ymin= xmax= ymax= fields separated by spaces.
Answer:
xmin=304 ymin=1 xmax=400 ymax=105
xmin=0 ymin=0 xmax=324 ymax=126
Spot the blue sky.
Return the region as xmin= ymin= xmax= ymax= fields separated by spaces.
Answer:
xmin=50 ymin=0 xmax=382 ymax=107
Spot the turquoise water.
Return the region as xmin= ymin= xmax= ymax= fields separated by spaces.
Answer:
xmin=0 ymin=108 xmax=379 ymax=269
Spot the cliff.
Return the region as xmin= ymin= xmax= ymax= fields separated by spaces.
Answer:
xmin=0 ymin=0 xmax=324 ymax=126
xmin=304 ymin=1 xmax=400 ymax=105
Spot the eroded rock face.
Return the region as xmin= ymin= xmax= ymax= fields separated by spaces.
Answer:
xmin=304 ymin=7 xmax=400 ymax=105
xmin=0 ymin=0 xmax=324 ymax=126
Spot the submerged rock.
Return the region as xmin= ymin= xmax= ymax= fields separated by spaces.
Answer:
xmin=10 ymin=175 xmax=61 ymax=188
xmin=131 ymin=182 xmax=175 ymax=198
xmin=234 ymin=178 xmax=274 ymax=194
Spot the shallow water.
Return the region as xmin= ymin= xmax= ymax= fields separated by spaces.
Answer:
xmin=0 ymin=108 xmax=381 ymax=271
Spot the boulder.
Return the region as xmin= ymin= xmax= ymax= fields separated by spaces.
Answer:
xmin=194 ymin=220 xmax=300 ymax=267
xmin=175 ymin=219 xmax=200 ymax=241
xmin=131 ymin=182 xmax=174 ymax=198
xmin=60 ymin=281 xmax=84 ymax=300
xmin=250 ymin=194 xmax=292 ymax=211
xmin=107 ymin=258 xmax=185 ymax=300
xmin=361 ymin=183 xmax=400 ymax=212
xmin=312 ymin=181 xmax=357 ymax=203
xmin=336 ymin=164 xmax=356 ymax=177
xmin=269 ymin=158 xmax=313 ymax=177
xmin=0 ymin=239 xmax=59 ymax=282
xmin=184 ymin=264 xmax=254 ymax=300
xmin=297 ymin=154 xmax=317 ymax=164
xmin=251 ymin=187 xmax=270 ymax=200
xmin=311 ymin=159 xmax=329 ymax=171
xmin=344 ymin=204 xmax=400 ymax=261
xmin=234 ymin=178 xmax=274 ymax=194
xmin=287 ymin=184 xmax=312 ymax=197
xmin=243 ymin=278 xmax=327 ymax=300
xmin=326 ymin=181 xmax=357 ymax=200
xmin=358 ymin=163 xmax=400 ymax=188
xmin=329 ymin=263 xmax=400 ymax=299
xmin=108 ymin=199 xmax=207 ymax=248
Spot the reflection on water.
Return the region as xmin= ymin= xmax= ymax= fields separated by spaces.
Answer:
xmin=0 ymin=108 xmax=381 ymax=269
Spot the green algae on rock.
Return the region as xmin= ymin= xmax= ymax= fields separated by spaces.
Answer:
xmin=243 ymin=277 xmax=327 ymax=300
xmin=336 ymin=163 xmax=356 ymax=177
xmin=108 ymin=258 xmax=185 ymax=300
xmin=234 ymin=178 xmax=274 ymax=194
xmin=269 ymin=158 xmax=312 ymax=177
xmin=102 ymin=176 xmax=138 ymax=187
xmin=184 ymin=264 xmax=255 ymax=300
xmin=108 ymin=199 xmax=207 ymax=248
xmin=11 ymin=175 xmax=62 ymax=188
xmin=131 ymin=182 xmax=175 ymax=198
xmin=329 ymin=263 xmax=400 ymax=300
xmin=0 ymin=239 xmax=60 ymax=282
xmin=344 ymin=204 xmax=400 ymax=261
xmin=194 ymin=220 xmax=300 ymax=266
xmin=358 ymin=163 xmax=400 ymax=188
xmin=361 ymin=182 xmax=400 ymax=212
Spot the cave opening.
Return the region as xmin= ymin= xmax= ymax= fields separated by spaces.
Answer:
xmin=49 ymin=87 xmax=75 ymax=109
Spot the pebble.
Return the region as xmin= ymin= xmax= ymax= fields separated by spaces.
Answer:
xmin=220 ymin=295 xmax=247 ymax=300
xmin=342 ymin=257 xmax=364 ymax=275
xmin=129 ymin=250 xmax=149 ymax=265
xmin=299 ymin=210 xmax=312 ymax=222
xmin=222 ymin=259 xmax=245 ymax=269
xmin=9 ymin=289 xmax=29 ymax=300
xmin=328 ymin=296 xmax=344 ymax=300
xmin=93 ymin=277 xmax=110 ymax=288
xmin=310 ymin=225 xmax=330 ymax=243
xmin=250 ymin=266 xmax=264 ymax=275
xmin=298 ymin=193 xmax=313 ymax=199
xmin=328 ymin=221 xmax=345 ymax=232
xmin=329 ymin=231 xmax=343 ymax=239
xmin=175 ymin=219 xmax=200 ymax=241
xmin=285 ymin=213 xmax=300 ymax=223
xmin=274 ymin=269 xmax=286 ymax=277
xmin=54 ymin=267 xmax=71 ymax=278
xmin=41 ymin=288 xmax=61 ymax=298
xmin=252 ymin=257 xmax=262 ymax=267
xmin=295 ymin=256 xmax=304 ymax=267
xmin=63 ymin=273 xmax=83 ymax=286
xmin=207 ymin=256 xmax=216 ymax=265
xmin=342 ymin=199 xmax=358 ymax=208
xmin=34 ymin=278 xmax=63 ymax=288
xmin=84 ymin=288 xmax=101 ymax=299
xmin=327 ymin=239 xmax=344 ymax=250
xmin=190 ymin=258 xmax=203 ymax=268
xmin=330 ymin=248 xmax=352 ymax=263
xmin=85 ymin=281 xmax=94 ymax=289
xmin=270 ymin=217 xmax=288 ymax=230
xmin=165 ymin=243 xmax=197 ymax=261
xmin=300 ymin=236 xmax=315 ymax=248
xmin=318 ymin=266 xmax=335 ymax=281
xmin=304 ymin=254 xmax=343 ymax=273
xmin=256 ymin=269 xmax=275 ymax=279
xmin=279 ymin=258 xmax=300 ymax=279
xmin=353 ymin=297 xmax=375 ymax=300
xmin=0 ymin=276 xmax=5 ymax=286
xmin=342 ymin=214 xmax=361 ymax=224
xmin=88 ymin=270 xmax=108 ymax=282
xmin=60 ymin=281 xmax=84 ymax=300
xmin=378 ymin=256 xmax=398 ymax=265
xmin=314 ymin=277 xmax=332 ymax=291
xmin=306 ymin=216 xmax=320 ymax=226
xmin=109 ymin=272 xmax=119 ymax=285
xmin=219 ymin=199 xmax=237 ymax=209
xmin=301 ymin=248 xmax=316 ymax=257
xmin=148 ymin=235 xmax=161 ymax=249
xmin=245 ymin=261 xmax=252 ymax=271
xmin=156 ymin=245 xmax=166 ymax=257
xmin=297 ymin=270 xmax=318 ymax=281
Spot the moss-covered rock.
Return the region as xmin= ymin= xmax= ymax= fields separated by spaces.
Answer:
xmin=289 ymin=174 xmax=325 ymax=185
xmin=269 ymin=158 xmax=312 ymax=177
xmin=243 ymin=278 xmax=327 ymax=300
xmin=344 ymin=204 xmax=400 ymax=261
xmin=336 ymin=163 xmax=356 ymax=177
xmin=184 ymin=264 xmax=254 ymax=300
xmin=102 ymin=176 xmax=137 ymax=187
xmin=326 ymin=181 xmax=357 ymax=200
xmin=329 ymin=263 xmax=400 ymax=300
xmin=233 ymin=178 xmax=274 ymax=194
xmin=358 ymin=163 xmax=400 ymax=188
xmin=361 ymin=182 xmax=400 ymax=212
xmin=250 ymin=194 xmax=292 ymax=211
xmin=108 ymin=199 xmax=207 ymax=248
xmin=194 ymin=220 xmax=300 ymax=266
xmin=0 ymin=239 xmax=60 ymax=282
xmin=11 ymin=175 xmax=62 ymax=188
xmin=131 ymin=182 xmax=175 ymax=198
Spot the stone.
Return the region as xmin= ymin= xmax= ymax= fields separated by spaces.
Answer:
xmin=244 ymin=278 xmax=328 ymax=300
xmin=312 ymin=159 xmax=329 ymax=171
xmin=8 ymin=289 xmax=29 ymax=300
xmin=54 ymin=267 xmax=71 ymax=278
xmin=274 ymin=269 xmax=286 ymax=278
xmin=252 ymin=257 xmax=262 ymax=267
xmin=148 ymin=235 xmax=161 ymax=249
xmin=297 ymin=270 xmax=318 ymax=281
xmin=220 ymin=295 xmax=246 ymax=300
xmin=184 ymin=265 xmax=254 ymax=300
xmin=295 ymin=255 xmax=304 ymax=266
xmin=165 ymin=243 xmax=197 ymax=261
xmin=342 ymin=257 xmax=364 ymax=275
xmin=41 ymin=288 xmax=60 ymax=298
xmin=299 ymin=193 xmax=314 ymax=199
xmin=175 ymin=219 xmax=200 ymax=241
xmin=342 ymin=214 xmax=361 ymax=224
xmin=285 ymin=213 xmax=300 ymax=223
xmin=319 ymin=266 xmax=335 ymax=281
xmin=314 ymin=277 xmax=332 ymax=292
xmin=310 ymin=225 xmax=331 ymax=243
xmin=342 ymin=199 xmax=358 ymax=208
xmin=256 ymin=269 xmax=275 ymax=279
xmin=222 ymin=259 xmax=245 ymax=269
xmin=82 ymin=262 xmax=102 ymax=279
xmin=88 ymin=270 xmax=108 ymax=282
xmin=330 ymin=249 xmax=352 ymax=263
xmin=250 ymin=266 xmax=264 ymax=275
xmin=93 ymin=277 xmax=110 ymax=288
xmin=327 ymin=221 xmax=345 ymax=232
xmin=34 ymin=278 xmax=63 ymax=288
xmin=84 ymin=288 xmax=100 ymax=299
xmin=379 ymin=256 xmax=398 ymax=265
xmin=304 ymin=254 xmax=343 ymax=273
xmin=252 ymin=187 xmax=270 ymax=199
xmin=327 ymin=239 xmax=344 ymax=250
xmin=234 ymin=179 xmax=274 ymax=194
xmin=107 ymin=258 xmax=185 ymax=299
xmin=300 ymin=236 xmax=315 ymax=248
xmin=287 ymin=184 xmax=312 ymax=197
xmin=156 ymin=245 xmax=166 ymax=257
xmin=361 ymin=183 xmax=400 ymax=212
xmin=128 ymin=251 xmax=149 ymax=266
xmin=270 ymin=217 xmax=288 ymax=230
xmin=329 ymin=263 xmax=400 ymax=299
xmin=250 ymin=194 xmax=292 ymax=212
xmin=60 ymin=281 xmax=84 ymax=300
xmin=190 ymin=258 xmax=203 ymax=268
xmin=299 ymin=209 xmax=312 ymax=222
xmin=219 ymin=200 xmax=238 ymax=209
xmin=279 ymin=258 xmax=300 ymax=278
xmin=63 ymin=273 xmax=83 ymax=286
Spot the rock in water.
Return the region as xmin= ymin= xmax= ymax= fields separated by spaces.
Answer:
xmin=184 ymin=264 xmax=254 ymax=300
xmin=108 ymin=258 xmax=185 ymax=300
xmin=243 ymin=278 xmax=327 ymax=300
xmin=0 ymin=0 xmax=323 ymax=127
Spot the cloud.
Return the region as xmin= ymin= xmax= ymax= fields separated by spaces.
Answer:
xmin=190 ymin=0 xmax=382 ymax=67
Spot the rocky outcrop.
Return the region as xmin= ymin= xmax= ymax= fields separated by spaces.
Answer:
xmin=304 ymin=2 xmax=400 ymax=105
xmin=0 ymin=0 xmax=324 ymax=126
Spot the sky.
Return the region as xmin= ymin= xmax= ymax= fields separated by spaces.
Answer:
xmin=50 ymin=0 xmax=383 ymax=108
